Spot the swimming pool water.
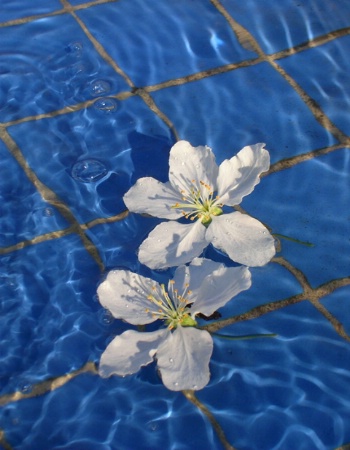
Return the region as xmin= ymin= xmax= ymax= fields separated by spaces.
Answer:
xmin=0 ymin=1 xmax=350 ymax=449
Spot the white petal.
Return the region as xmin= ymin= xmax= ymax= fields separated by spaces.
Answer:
xmin=138 ymin=220 xmax=207 ymax=269
xmin=99 ymin=329 xmax=168 ymax=377
xmin=207 ymin=212 xmax=276 ymax=266
xmin=173 ymin=258 xmax=251 ymax=316
xmin=123 ymin=177 xmax=183 ymax=219
xmin=156 ymin=327 xmax=213 ymax=391
xmin=217 ymin=143 xmax=270 ymax=206
xmin=97 ymin=270 xmax=161 ymax=325
xmin=168 ymin=140 xmax=218 ymax=196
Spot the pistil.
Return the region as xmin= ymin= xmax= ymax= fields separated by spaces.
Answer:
xmin=171 ymin=179 xmax=223 ymax=224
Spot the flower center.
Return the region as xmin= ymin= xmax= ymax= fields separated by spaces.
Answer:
xmin=145 ymin=281 xmax=197 ymax=329
xmin=171 ymin=180 xmax=223 ymax=225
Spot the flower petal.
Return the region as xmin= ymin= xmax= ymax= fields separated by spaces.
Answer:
xmin=123 ymin=177 xmax=183 ymax=219
xmin=97 ymin=270 xmax=161 ymax=325
xmin=173 ymin=258 xmax=251 ymax=317
xmin=217 ymin=143 xmax=270 ymax=206
xmin=168 ymin=140 xmax=219 ymax=195
xmin=138 ymin=220 xmax=207 ymax=269
xmin=99 ymin=329 xmax=168 ymax=377
xmin=206 ymin=212 xmax=276 ymax=266
xmin=156 ymin=326 xmax=213 ymax=391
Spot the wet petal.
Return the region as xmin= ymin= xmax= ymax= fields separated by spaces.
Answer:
xmin=97 ymin=270 xmax=161 ymax=325
xmin=156 ymin=327 xmax=213 ymax=391
xmin=217 ymin=143 xmax=270 ymax=206
xmin=138 ymin=220 xmax=207 ymax=269
xmin=169 ymin=140 xmax=218 ymax=196
xmin=99 ymin=329 xmax=168 ymax=377
xmin=174 ymin=258 xmax=251 ymax=317
xmin=207 ymin=212 xmax=276 ymax=266
xmin=123 ymin=177 xmax=183 ymax=219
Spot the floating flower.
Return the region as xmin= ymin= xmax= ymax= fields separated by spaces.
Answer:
xmin=124 ymin=140 xmax=275 ymax=269
xmin=98 ymin=258 xmax=251 ymax=391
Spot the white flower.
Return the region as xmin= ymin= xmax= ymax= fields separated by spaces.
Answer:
xmin=98 ymin=258 xmax=251 ymax=391
xmin=124 ymin=140 xmax=275 ymax=269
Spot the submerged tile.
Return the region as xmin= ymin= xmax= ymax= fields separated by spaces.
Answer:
xmin=0 ymin=0 xmax=62 ymax=22
xmin=151 ymin=62 xmax=337 ymax=163
xmin=219 ymin=0 xmax=350 ymax=54
xmin=0 ymin=14 xmax=129 ymax=123
xmin=7 ymin=96 xmax=173 ymax=224
xmin=242 ymin=150 xmax=350 ymax=287
xmin=76 ymin=0 xmax=257 ymax=86
xmin=0 ymin=235 xmax=102 ymax=396
xmin=0 ymin=139 xmax=69 ymax=248
xmin=278 ymin=34 xmax=350 ymax=136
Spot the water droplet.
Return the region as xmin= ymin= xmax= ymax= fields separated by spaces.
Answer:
xmin=102 ymin=310 xmax=113 ymax=324
xmin=20 ymin=383 xmax=32 ymax=394
xmin=195 ymin=164 xmax=200 ymax=168
xmin=169 ymin=358 xmax=174 ymax=363
xmin=157 ymin=239 xmax=161 ymax=243
xmin=181 ymin=161 xmax=185 ymax=165
xmin=93 ymin=97 xmax=118 ymax=113
xmin=71 ymin=159 xmax=108 ymax=183
xmin=89 ymin=79 xmax=111 ymax=97
xmin=173 ymin=382 xmax=179 ymax=386
xmin=127 ymin=289 xmax=131 ymax=293
xmin=125 ymin=304 xmax=129 ymax=308
xmin=65 ymin=42 xmax=83 ymax=56
xmin=43 ymin=207 xmax=54 ymax=217
xmin=192 ymin=384 xmax=197 ymax=389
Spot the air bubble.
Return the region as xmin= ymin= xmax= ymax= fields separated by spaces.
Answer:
xmin=71 ymin=159 xmax=108 ymax=183
xmin=173 ymin=382 xmax=179 ymax=386
xmin=65 ymin=42 xmax=83 ymax=56
xmin=157 ymin=239 xmax=161 ymax=243
xmin=181 ymin=162 xmax=185 ymax=165
xmin=125 ymin=304 xmax=129 ymax=308
xmin=192 ymin=384 xmax=197 ymax=389
xmin=169 ymin=358 xmax=174 ymax=363
xmin=89 ymin=79 xmax=111 ymax=97
xmin=93 ymin=97 xmax=118 ymax=113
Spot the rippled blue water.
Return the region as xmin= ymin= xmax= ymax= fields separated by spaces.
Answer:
xmin=1 ymin=1 xmax=350 ymax=449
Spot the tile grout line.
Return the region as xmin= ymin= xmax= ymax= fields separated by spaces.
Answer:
xmin=0 ymin=362 xmax=98 ymax=407
xmin=202 ymin=272 xmax=350 ymax=342
xmin=0 ymin=0 xmax=120 ymax=28
xmin=182 ymin=390 xmax=236 ymax=450
xmin=0 ymin=430 xmax=13 ymax=450
xmin=0 ymin=126 xmax=104 ymax=271
xmin=0 ymin=210 xmax=129 ymax=255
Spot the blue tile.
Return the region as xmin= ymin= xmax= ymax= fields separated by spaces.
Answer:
xmin=0 ymin=0 xmax=62 ymax=22
xmin=243 ymin=150 xmax=350 ymax=287
xmin=0 ymin=373 xmax=218 ymax=450
xmin=220 ymin=0 xmax=350 ymax=54
xmin=7 ymin=97 xmax=173 ymax=224
xmin=0 ymin=140 xmax=69 ymax=247
xmin=0 ymin=235 xmax=102 ymax=395
xmin=0 ymin=15 xmax=129 ymax=123
xmin=151 ymin=62 xmax=337 ymax=163
xmin=76 ymin=0 xmax=257 ymax=86
xmin=278 ymin=35 xmax=350 ymax=136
